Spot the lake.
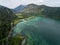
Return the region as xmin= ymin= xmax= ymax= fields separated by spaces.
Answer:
xmin=13 ymin=16 xmax=60 ymax=45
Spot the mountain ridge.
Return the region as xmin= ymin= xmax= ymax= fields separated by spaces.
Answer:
xmin=20 ymin=4 xmax=60 ymax=20
xmin=11 ymin=4 xmax=60 ymax=20
xmin=12 ymin=4 xmax=60 ymax=13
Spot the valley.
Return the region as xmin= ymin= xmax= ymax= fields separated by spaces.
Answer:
xmin=0 ymin=3 xmax=60 ymax=45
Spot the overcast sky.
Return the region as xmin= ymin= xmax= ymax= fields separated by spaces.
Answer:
xmin=0 ymin=0 xmax=60 ymax=9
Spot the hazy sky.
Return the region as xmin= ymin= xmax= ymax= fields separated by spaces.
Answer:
xmin=0 ymin=0 xmax=60 ymax=9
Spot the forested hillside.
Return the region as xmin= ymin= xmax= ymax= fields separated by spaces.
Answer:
xmin=16 ymin=4 xmax=60 ymax=20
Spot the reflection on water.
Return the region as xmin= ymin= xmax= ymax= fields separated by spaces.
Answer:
xmin=13 ymin=17 xmax=60 ymax=45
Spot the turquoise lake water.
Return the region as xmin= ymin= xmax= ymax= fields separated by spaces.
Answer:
xmin=13 ymin=17 xmax=60 ymax=45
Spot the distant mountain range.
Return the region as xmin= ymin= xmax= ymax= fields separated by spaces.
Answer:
xmin=20 ymin=4 xmax=60 ymax=20
xmin=12 ymin=5 xmax=26 ymax=13
xmin=1 ymin=3 xmax=60 ymax=20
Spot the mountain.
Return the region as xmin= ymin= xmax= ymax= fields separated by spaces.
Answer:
xmin=0 ymin=5 xmax=17 ymax=45
xmin=20 ymin=4 xmax=60 ymax=20
xmin=12 ymin=5 xmax=25 ymax=13
xmin=11 ymin=3 xmax=60 ymax=20
xmin=21 ymin=4 xmax=39 ymax=13
xmin=0 ymin=5 xmax=17 ymax=22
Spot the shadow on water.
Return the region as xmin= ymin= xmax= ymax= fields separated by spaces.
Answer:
xmin=13 ymin=17 xmax=60 ymax=45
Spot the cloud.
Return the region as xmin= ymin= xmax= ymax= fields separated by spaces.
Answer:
xmin=43 ymin=0 xmax=60 ymax=7
xmin=0 ymin=0 xmax=60 ymax=8
xmin=0 ymin=0 xmax=43 ymax=8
